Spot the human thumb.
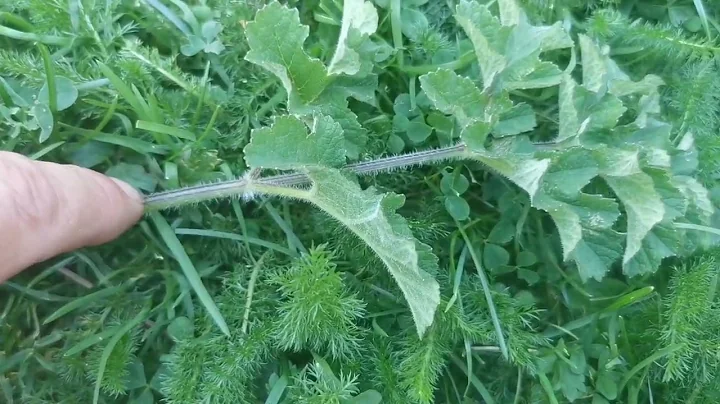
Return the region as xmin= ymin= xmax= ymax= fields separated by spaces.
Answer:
xmin=0 ymin=152 xmax=144 ymax=282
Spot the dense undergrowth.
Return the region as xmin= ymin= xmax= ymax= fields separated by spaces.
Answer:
xmin=2 ymin=0 xmax=720 ymax=402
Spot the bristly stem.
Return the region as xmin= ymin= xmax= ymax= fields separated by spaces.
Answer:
xmin=143 ymin=143 xmax=468 ymax=211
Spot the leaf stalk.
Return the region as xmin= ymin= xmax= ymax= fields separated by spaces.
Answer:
xmin=144 ymin=143 xmax=468 ymax=210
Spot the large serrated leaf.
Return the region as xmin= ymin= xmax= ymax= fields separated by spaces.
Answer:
xmin=603 ymin=172 xmax=665 ymax=264
xmin=245 ymin=2 xmax=329 ymax=104
xmin=622 ymin=223 xmax=684 ymax=277
xmin=328 ymin=0 xmax=378 ymax=76
xmin=244 ymin=114 xmax=346 ymax=169
xmin=419 ymin=69 xmax=490 ymax=124
xmin=305 ymin=167 xmax=440 ymax=337
xmin=455 ymin=0 xmax=572 ymax=90
xmin=291 ymin=89 xmax=367 ymax=159
xmin=454 ymin=0 xmax=510 ymax=88
xmin=557 ymin=74 xmax=627 ymax=144
xmin=578 ymin=34 xmax=664 ymax=97
xmin=570 ymin=228 xmax=624 ymax=281
xmin=528 ymin=149 xmax=622 ymax=280
xmin=494 ymin=103 xmax=537 ymax=137
xmin=419 ymin=69 xmax=509 ymax=148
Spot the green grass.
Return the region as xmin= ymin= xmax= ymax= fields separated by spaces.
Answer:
xmin=1 ymin=0 xmax=720 ymax=403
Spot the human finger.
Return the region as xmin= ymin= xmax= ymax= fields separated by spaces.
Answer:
xmin=0 ymin=152 xmax=144 ymax=281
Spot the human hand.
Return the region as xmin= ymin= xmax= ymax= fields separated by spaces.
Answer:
xmin=0 ymin=152 xmax=144 ymax=282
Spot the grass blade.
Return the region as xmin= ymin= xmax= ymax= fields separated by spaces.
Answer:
xmin=264 ymin=375 xmax=289 ymax=404
xmin=3 ymin=282 xmax=72 ymax=302
xmin=618 ymin=344 xmax=684 ymax=395
xmin=136 ymin=120 xmax=196 ymax=140
xmin=59 ymin=123 xmax=169 ymax=155
xmin=692 ymin=0 xmax=712 ymax=40
xmin=263 ymin=200 xmax=307 ymax=255
xmin=450 ymin=354 xmax=496 ymax=404
xmin=537 ymin=373 xmax=560 ymax=404
xmin=37 ymin=44 xmax=57 ymax=113
xmin=150 ymin=212 xmax=230 ymax=336
xmin=93 ymin=304 xmax=150 ymax=404
xmin=445 ymin=245 xmax=468 ymax=312
xmin=457 ymin=222 xmax=509 ymax=361
xmin=0 ymin=349 xmax=31 ymax=374
xmin=43 ymin=285 xmax=125 ymax=324
xmin=65 ymin=327 xmax=120 ymax=357
xmin=29 ymin=141 xmax=65 ymax=160
xmin=97 ymin=62 xmax=150 ymax=121
xmin=674 ymin=222 xmax=720 ymax=236
xmin=0 ymin=24 xmax=71 ymax=45
xmin=174 ymin=228 xmax=295 ymax=256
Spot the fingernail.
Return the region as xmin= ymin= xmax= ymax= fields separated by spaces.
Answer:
xmin=111 ymin=178 xmax=142 ymax=202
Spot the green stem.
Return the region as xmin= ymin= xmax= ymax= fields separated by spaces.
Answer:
xmin=674 ymin=222 xmax=720 ymax=236
xmin=0 ymin=24 xmax=71 ymax=46
xmin=75 ymin=78 xmax=111 ymax=92
xmin=37 ymin=44 xmax=57 ymax=113
xmin=144 ymin=143 xmax=468 ymax=210
xmin=456 ymin=221 xmax=509 ymax=361
xmin=401 ymin=50 xmax=476 ymax=75
xmin=390 ymin=0 xmax=404 ymax=67
xmin=241 ymin=252 xmax=267 ymax=334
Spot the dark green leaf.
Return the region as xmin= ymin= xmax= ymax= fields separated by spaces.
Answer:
xmin=444 ymin=195 xmax=470 ymax=221
xmin=483 ymin=243 xmax=510 ymax=270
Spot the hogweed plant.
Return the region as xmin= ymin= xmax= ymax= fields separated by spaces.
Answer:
xmin=144 ymin=0 xmax=714 ymax=337
xmin=2 ymin=0 xmax=720 ymax=402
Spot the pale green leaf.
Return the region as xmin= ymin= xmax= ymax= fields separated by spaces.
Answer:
xmin=649 ymin=169 xmax=687 ymax=221
xmin=604 ymin=173 xmax=665 ymax=264
xmin=497 ymin=0 xmax=522 ymax=26
xmin=290 ymin=89 xmax=367 ymax=159
xmin=305 ymin=167 xmax=440 ymax=337
xmin=455 ymin=0 xmax=509 ymax=88
xmin=455 ymin=0 xmax=571 ymax=90
xmin=674 ymin=175 xmax=714 ymax=222
xmin=400 ymin=8 xmax=429 ymax=41
xmin=244 ymin=114 xmax=346 ymax=169
xmin=419 ymin=69 xmax=492 ymax=126
xmin=245 ymin=2 xmax=329 ymax=104
xmin=622 ymin=224 xmax=683 ymax=277
xmin=524 ymin=149 xmax=622 ymax=279
xmin=570 ymin=228 xmax=624 ymax=282
xmin=332 ymin=75 xmax=379 ymax=105
xmin=517 ymin=251 xmax=537 ymax=267
xmin=493 ymin=102 xmax=536 ymax=137
xmin=579 ymin=34 xmax=664 ymax=97
xmin=536 ymin=192 xmax=619 ymax=261
xmin=578 ymin=34 xmax=608 ymax=94
xmin=504 ymin=60 xmax=565 ymax=90
xmin=539 ymin=148 xmax=599 ymax=195
xmin=167 ymin=316 xmax=194 ymax=341
xmin=328 ymin=0 xmax=378 ymax=76
xmin=556 ymin=75 xmax=579 ymax=144
xmin=557 ymin=75 xmax=626 ymax=144
xmin=420 ymin=69 xmax=508 ymax=149
xmin=470 ymin=151 xmax=550 ymax=197
xmin=126 ymin=359 xmax=146 ymax=390
xmin=180 ymin=36 xmax=205 ymax=56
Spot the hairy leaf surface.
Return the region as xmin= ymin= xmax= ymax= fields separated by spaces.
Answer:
xmin=305 ymin=167 xmax=441 ymax=337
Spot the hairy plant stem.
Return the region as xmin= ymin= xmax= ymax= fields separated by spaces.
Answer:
xmin=144 ymin=143 xmax=468 ymax=210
